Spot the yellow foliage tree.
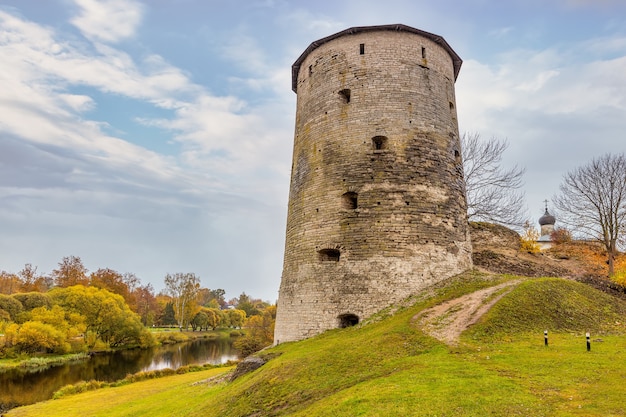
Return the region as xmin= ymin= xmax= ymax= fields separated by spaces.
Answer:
xmin=15 ymin=321 xmax=69 ymax=354
xmin=233 ymin=306 xmax=276 ymax=356
xmin=520 ymin=223 xmax=540 ymax=253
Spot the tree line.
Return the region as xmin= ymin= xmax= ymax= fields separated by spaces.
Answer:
xmin=1 ymin=256 xmax=275 ymax=357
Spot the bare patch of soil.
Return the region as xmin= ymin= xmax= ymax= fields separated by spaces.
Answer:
xmin=415 ymin=280 xmax=521 ymax=345
xmin=473 ymin=248 xmax=573 ymax=278
xmin=417 ymin=223 xmax=625 ymax=345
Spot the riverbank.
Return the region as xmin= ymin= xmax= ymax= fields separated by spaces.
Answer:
xmin=0 ymin=329 xmax=239 ymax=371
xmin=7 ymin=274 xmax=626 ymax=416
xmin=151 ymin=328 xmax=241 ymax=345
xmin=6 ymin=366 xmax=235 ymax=417
xmin=0 ymin=352 xmax=89 ymax=371
xmin=1 ymin=333 xmax=241 ymax=413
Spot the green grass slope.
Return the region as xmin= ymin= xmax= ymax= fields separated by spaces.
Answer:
xmin=464 ymin=277 xmax=626 ymax=341
xmin=8 ymin=273 xmax=626 ymax=417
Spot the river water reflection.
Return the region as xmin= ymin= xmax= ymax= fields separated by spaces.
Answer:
xmin=0 ymin=337 xmax=239 ymax=412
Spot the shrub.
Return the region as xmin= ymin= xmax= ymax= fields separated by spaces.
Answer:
xmin=154 ymin=331 xmax=189 ymax=345
xmin=233 ymin=336 xmax=269 ymax=357
xmin=53 ymin=380 xmax=106 ymax=399
xmin=176 ymin=365 xmax=190 ymax=374
xmin=15 ymin=321 xmax=70 ymax=354
xmin=0 ymin=308 xmax=10 ymax=322
xmin=520 ymin=224 xmax=540 ymax=254
xmin=550 ymin=228 xmax=572 ymax=244
xmin=0 ymin=295 xmax=23 ymax=321
xmin=12 ymin=292 xmax=52 ymax=311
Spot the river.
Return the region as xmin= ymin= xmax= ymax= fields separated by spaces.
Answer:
xmin=0 ymin=337 xmax=240 ymax=412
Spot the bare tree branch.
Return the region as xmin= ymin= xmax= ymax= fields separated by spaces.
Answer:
xmin=461 ymin=132 xmax=528 ymax=228
xmin=553 ymin=153 xmax=626 ymax=276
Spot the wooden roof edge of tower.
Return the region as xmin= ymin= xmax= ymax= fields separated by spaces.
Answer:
xmin=291 ymin=23 xmax=463 ymax=93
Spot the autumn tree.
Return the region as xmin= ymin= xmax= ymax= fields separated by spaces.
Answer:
xmin=52 ymin=256 xmax=89 ymax=287
xmin=19 ymin=263 xmax=52 ymax=292
xmin=132 ymin=284 xmax=160 ymax=326
xmin=209 ymin=288 xmax=227 ymax=308
xmin=89 ymin=268 xmax=136 ymax=307
xmin=164 ymin=273 xmax=201 ymax=330
xmin=50 ymin=285 xmax=152 ymax=348
xmin=14 ymin=321 xmax=68 ymax=354
xmin=25 ymin=305 xmax=87 ymax=352
xmin=196 ymin=288 xmax=212 ymax=307
xmin=12 ymin=292 xmax=52 ymax=311
xmin=236 ymin=292 xmax=269 ymax=317
xmin=0 ymin=271 xmax=21 ymax=294
xmin=233 ymin=305 xmax=276 ymax=356
xmin=205 ymin=308 xmax=223 ymax=330
xmin=29 ymin=304 xmax=85 ymax=336
xmin=554 ymin=153 xmax=626 ymax=276
xmin=0 ymin=294 xmax=23 ymax=321
xmin=227 ymin=309 xmax=246 ymax=329
xmin=190 ymin=311 xmax=209 ymax=331
xmin=520 ymin=222 xmax=540 ymax=253
xmin=461 ymin=132 xmax=528 ymax=227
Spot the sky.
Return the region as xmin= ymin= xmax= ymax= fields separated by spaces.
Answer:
xmin=1 ymin=0 xmax=625 ymax=302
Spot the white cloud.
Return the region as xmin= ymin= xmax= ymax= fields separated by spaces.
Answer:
xmin=581 ymin=36 xmax=626 ymax=55
xmin=59 ymin=93 xmax=96 ymax=112
xmin=70 ymin=0 xmax=144 ymax=43
xmin=0 ymin=9 xmax=211 ymax=208
xmin=456 ymin=32 xmax=626 ymax=220
xmin=457 ymin=38 xmax=626 ymax=131
xmin=515 ymin=70 xmax=560 ymax=92
xmin=0 ymin=3 xmax=294 ymax=218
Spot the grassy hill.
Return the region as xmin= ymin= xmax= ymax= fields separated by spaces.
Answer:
xmin=8 ymin=271 xmax=626 ymax=417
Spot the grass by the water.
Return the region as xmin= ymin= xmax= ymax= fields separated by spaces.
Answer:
xmin=0 ymin=353 xmax=89 ymax=370
xmin=7 ymin=273 xmax=626 ymax=417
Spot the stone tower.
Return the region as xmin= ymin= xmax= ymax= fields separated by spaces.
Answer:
xmin=274 ymin=24 xmax=472 ymax=344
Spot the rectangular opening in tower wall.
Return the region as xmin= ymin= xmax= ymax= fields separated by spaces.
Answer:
xmin=339 ymin=89 xmax=351 ymax=103
xmin=359 ymin=43 xmax=365 ymax=55
xmin=318 ymin=249 xmax=340 ymax=262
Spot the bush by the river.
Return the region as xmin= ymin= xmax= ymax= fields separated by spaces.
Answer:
xmin=1 ymin=285 xmax=153 ymax=358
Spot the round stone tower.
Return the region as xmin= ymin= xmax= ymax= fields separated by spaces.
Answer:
xmin=274 ymin=24 xmax=472 ymax=344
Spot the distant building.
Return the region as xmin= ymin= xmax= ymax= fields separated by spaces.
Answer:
xmin=537 ymin=202 xmax=556 ymax=250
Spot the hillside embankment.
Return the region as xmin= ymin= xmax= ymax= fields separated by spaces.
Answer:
xmin=7 ymin=223 xmax=626 ymax=416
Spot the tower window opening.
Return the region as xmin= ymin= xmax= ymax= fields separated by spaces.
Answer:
xmin=318 ymin=248 xmax=340 ymax=262
xmin=342 ymin=192 xmax=358 ymax=209
xmin=372 ymin=136 xmax=388 ymax=150
xmin=454 ymin=149 xmax=461 ymax=164
xmin=339 ymin=89 xmax=351 ymax=103
xmin=421 ymin=47 xmax=426 ymax=59
xmin=338 ymin=313 xmax=359 ymax=328
xmin=308 ymin=65 xmax=313 ymax=75
xmin=359 ymin=43 xmax=365 ymax=55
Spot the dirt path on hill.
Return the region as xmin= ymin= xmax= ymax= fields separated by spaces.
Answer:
xmin=415 ymin=280 xmax=522 ymax=345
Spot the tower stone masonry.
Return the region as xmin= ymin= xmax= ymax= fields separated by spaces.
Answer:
xmin=274 ymin=24 xmax=473 ymax=344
